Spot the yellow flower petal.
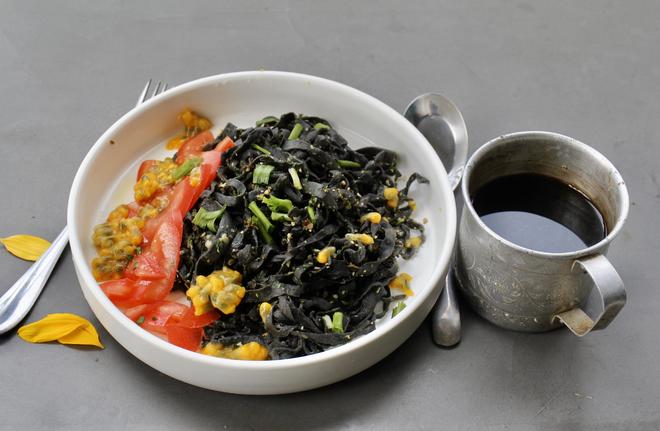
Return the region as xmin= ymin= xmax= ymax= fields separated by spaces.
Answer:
xmin=18 ymin=313 xmax=104 ymax=349
xmin=0 ymin=234 xmax=51 ymax=261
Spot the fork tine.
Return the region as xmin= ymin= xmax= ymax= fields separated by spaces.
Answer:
xmin=136 ymin=79 xmax=152 ymax=107
xmin=162 ymin=83 xmax=169 ymax=92
xmin=151 ymin=81 xmax=162 ymax=98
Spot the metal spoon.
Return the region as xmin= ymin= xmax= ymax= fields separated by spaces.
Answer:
xmin=403 ymin=93 xmax=468 ymax=347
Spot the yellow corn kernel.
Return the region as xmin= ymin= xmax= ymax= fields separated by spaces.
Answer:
xmin=383 ymin=187 xmax=399 ymax=208
xmin=389 ymin=272 xmax=414 ymax=296
xmin=259 ymin=302 xmax=272 ymax=324
xmin=404 ymin=236 xmax=423 ymax=248
xmin=345 ymin=233 xmax=374 ymax=245
xmin=359 ymin=212 xmax=382 ymax=224
xmin=230 ymin=342 xmax=269 ymax=360
xmin=201 ymin=342 xmax=269 ymax=361
xmin=407 ymin=199 xmax=417 ymax=211
xmin=316 ymin=246 xmax=336 ymax=264
xmin=201 ymin=342 xmax=223 ymax=356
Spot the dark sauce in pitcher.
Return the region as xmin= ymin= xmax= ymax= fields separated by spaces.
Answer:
xmin=472 ymin=174 xmax=607 ymax=253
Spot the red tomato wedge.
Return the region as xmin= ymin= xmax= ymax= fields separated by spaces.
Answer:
xmin=215 ymin=136 xmax=235 ymax=157
xmin=173 ymin=307 xmax=220 ymax=329
xmin=175 ymin=131 xmax=214 ymax=163
xmin=124 ymin=250 xmax=166 ymax=281
xmin=165 ymin=325 xmax=203 ymax=351
xmin=136 ymin=159 xmax=158 ymax=180
xmin=138 ymin=300 xmax=189 ymax=334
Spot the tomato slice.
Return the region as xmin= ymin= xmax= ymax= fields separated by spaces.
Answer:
xmin=165 ymin=325 xmax=203 ymax=351
xmin=139 ymin=300 xmax=189 ymax=334
xmin=215 ymin=136 xmax=235 ymax=157
xmin=124 ymin=304 xmax=150 ymax=321
xmin=174 ymin=307 xmax=220 ymax=329
xmin=137 ymin=159 xmax=158 ymax=181
xmin=176 ymin=131 xmax=214 ymax=163
xmin=100 ymin=279 xmax=134 ymax=301
xmin=124 ymin=250 xmax=166 ymax=281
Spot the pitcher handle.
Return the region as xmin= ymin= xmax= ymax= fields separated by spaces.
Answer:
xmin=554 ymin=254 xmax=626 ymax=337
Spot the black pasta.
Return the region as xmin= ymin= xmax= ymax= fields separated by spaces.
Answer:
xmin=175 ymin=113 xmax=428 ymax=359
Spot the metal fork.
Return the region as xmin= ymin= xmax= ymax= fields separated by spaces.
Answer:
xmin=0 ymin=80 xmax=169 ymax=334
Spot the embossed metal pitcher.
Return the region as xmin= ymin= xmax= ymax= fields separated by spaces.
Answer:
xmin=454 ymin=132 xmax=628 ymax=335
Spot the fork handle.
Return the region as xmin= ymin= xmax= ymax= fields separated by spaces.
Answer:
xmin=0 ymin=227 xmax=69 ymax=334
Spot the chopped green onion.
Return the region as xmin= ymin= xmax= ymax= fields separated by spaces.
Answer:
xmin=337 ymin=159 xmax=361 ymax=169
xmin=251 ymin=216 xmax=273 ymax=244
xmin=262 ymin=195 xmax=293 ymax=213
xmin=248 ymin=201 xmax=274 ymax=232
xmin=332 ymin=312 xmax=344 ymax=334
xmin=136 ymin=316 xmax=145 ymax=325
xmin=322 ymin=315 xmax=333 ymax=330
xmin=392 ymin=302 xmax=406 ymax=318
xmin=288 ymin=167 xmax=302 ymax=190
xmin=307 ymin=206 xmax=316 ymax=224
xmin=256 ymin=116 xmax=278 ymax=127
xmin=313 ymin=123 xmax=331 ymax=130
xmin=172 ymin=157 xmax=202 ymax=180
xmin=271 ymin=212 xmax=292 ymax=222
xmin=192 ymin=206 xmax=225 ymax=232
xmin=251 ymin=143 xmax=271 ymax=155
xmin=252 ymin=164 xmax=275 ymax=185
xmin=288 ymin=123 xmax=303 ymax=140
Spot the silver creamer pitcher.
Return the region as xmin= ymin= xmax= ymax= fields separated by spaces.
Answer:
xmin=454 ymin=132 xmax=629 ymax=336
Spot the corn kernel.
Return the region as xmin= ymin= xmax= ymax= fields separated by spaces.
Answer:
xmin=389 ymin=272 xmax=414 ymax=296
xmin=359 ymin=212 xmax=382 ymax=224
xmin=383 ymin=187 xmax=399 ymax=208
xmin=316 ymin=246 xmax=336 ymax=264
xmin=201 ymin=341 xmax=269 ymax=361
xmin=404 ymin=236 xmax=423 ymax=248
xmin=259 ymin=302 xmax=272 ymax=324
xmin=345 ymin=233 xmax=374 ymax=245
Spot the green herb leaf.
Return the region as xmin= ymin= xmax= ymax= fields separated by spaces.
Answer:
xmin=332 ymin=312 xmax=344 ymax=334
xmin=313 ymin=123 xmax=331 ymax=130
xmin=337 ymin=159 xmax=361 ymax=169
xmin=307 ymin=206 xmax=316 ymax=224
xmin=249 ymin=201 xmax=274 ymax=233
xmin=262 ymin=195 xmax=293 ymax=213
xmin=288 ymin=167 xmax=302 ymax=190
xmin=172 ymin=157 xmax=202 ymax=180
xmin=271 ymin=212 xmax=292 ymax=222
xmin=392 ymin=302 xmax=406 ymax=318
xmin=288 ymin=123 xmax=303 ymax=140
xmin=256 ymin=116 xmax=278 ymax=127
xmin=252 ymin=164 xmax=275 ymax=185
xmin=251 ymin=143 xmax=272 ymax=155
xmin=192 ymin=207 xmax=225 ymax=232
xmin=322 ymin=315 xmax=333 ymax=330
xmin=136 ymin=316 xmax=145 ymax=325
xmin=251 ymin=216 xmax=273 ymax=244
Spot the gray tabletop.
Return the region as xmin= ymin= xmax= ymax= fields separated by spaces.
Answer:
xmin=2 ymin=1 xmax=659 ymax=430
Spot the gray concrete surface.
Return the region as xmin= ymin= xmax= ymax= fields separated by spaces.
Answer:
xmin=1 ymin=1 xmax=659 ymax=430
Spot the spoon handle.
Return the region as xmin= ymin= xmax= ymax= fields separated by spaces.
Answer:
xmin=0 ymin=227 xmax=69 ymax=334
xmin=432 ymin=268 xmax=461 ymax=346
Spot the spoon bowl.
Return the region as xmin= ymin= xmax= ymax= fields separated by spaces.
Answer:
xmin=404 ymin=93 xmax=468 ymax=191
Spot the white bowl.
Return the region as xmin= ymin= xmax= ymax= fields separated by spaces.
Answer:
xmin=67 ymin=71 xmax=456 ymax=394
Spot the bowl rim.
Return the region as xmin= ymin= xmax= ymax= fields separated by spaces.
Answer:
xmin=67 ymin=70 xmax=456 ymax=371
